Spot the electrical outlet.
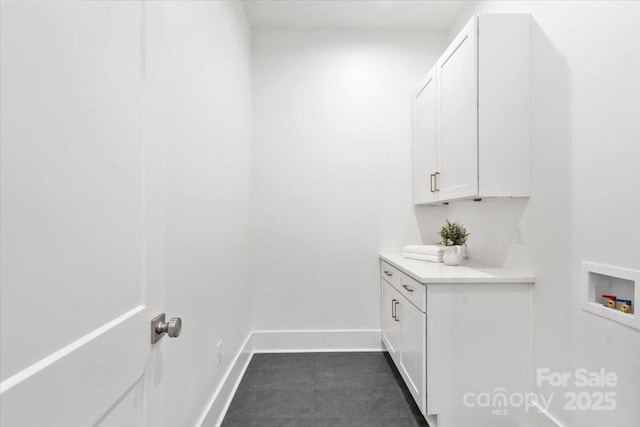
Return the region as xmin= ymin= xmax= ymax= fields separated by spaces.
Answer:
xmin=216 ymin=340 xmax=223 ymax=366
xmin=515 ymin=222 xmax=525 ymax=245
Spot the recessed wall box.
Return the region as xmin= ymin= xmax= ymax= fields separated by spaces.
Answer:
xmin=583 ymin=261 xmax=639 ymax=330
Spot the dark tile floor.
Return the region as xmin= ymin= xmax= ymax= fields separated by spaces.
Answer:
xmin=221 ymin=352 xmax=429 ymax=427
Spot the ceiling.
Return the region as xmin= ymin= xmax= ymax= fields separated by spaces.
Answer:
xmin=242 ymin=0 xmax=467 ymax=30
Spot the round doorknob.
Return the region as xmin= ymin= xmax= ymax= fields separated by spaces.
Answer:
xmin=156 ymin=317 xmax=182 ymax=338
xmin=167 ymin=317 xmax=182 ymax=337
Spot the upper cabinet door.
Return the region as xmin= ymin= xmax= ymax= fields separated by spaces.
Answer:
xmin=436 ymin=17 xmax=478 ymax=201
xmin=413 ymin=69 xmax=438 ymax=204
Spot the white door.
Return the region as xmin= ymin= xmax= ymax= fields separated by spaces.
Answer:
xmin=436 ymin=16 xmax=478 ymax=201
xmin=413 ymin=69 xmax=438 ymax=205
xmin=1 ymin=2 xmax=165 ymax=426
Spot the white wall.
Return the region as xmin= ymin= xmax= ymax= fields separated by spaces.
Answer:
xmin=143 ymin=2 xmax=253 ymax=426
xmin=437 ymin=2 xmax=640 ymax=425
xmin=250 ymin=30 xmax=447 ymax=335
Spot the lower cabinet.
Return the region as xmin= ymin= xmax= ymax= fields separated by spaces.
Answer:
xmin=380 ymin=279 xmax=426 ymax=413
xmin=380 ymin=256 xmax=533 ymax=427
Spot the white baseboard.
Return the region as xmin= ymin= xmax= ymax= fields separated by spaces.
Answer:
xmin=251 ymin=329 xmax=383 ymax=353
xmin=196 ymin=329 xmax=383 ymax=427
xmin=529 ymin=402 xmax=565 ymax=427
xmin=197 ymin=333 xmax=254 ymax=427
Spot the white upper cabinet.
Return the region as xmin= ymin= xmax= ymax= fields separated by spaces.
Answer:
xmin=414 ymin=14 xmax=531 ymax=205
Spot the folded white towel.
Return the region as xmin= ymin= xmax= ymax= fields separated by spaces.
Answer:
xmin=402 ymin=245 xmax=445 ymax=256
xmin=403 ymin=252 xmax=443 ymax=263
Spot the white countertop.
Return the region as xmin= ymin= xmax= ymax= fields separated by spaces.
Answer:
xmin=380 ymin=253 xmax=535 ymax=284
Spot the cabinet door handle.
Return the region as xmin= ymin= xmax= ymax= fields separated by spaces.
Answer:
xmin=391 ymin=299 xmax=397 ymax=320
xmin=402 ymin=284 xmax=414 ymax=293
xmin=434 ymin=171 xmax=440 ymax=192
xmin=430 ymin=173 xmax=435 ymax=193
xmin=384 ymin=270 xmax=393 ymax=277
xmin=394 ymin=301 xmax=400 ymax=322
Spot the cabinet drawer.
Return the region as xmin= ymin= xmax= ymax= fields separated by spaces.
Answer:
xmin=381 ymin=260 xmax=426 ymax=313
xmin=380 ymin=261 xmax=401 ymax=288
xmin=399 ymin=274 xmax=425 ymax=313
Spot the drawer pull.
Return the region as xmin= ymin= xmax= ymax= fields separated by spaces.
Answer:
xmin=384 ymin=270 xmax=393 ymax=277
xmin=394 ymin=301 xmax=400 ymax=322
xmin=402 ymin=284 xmax=414 ymax=293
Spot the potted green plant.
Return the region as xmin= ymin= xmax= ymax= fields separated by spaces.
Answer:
xmin=438 ymin=220 xmax=469 ymax=266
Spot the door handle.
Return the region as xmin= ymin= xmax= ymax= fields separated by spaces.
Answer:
xmin=394 ymin=301 xmax=400 ymax=322
xmin=434 ymin=171 xmax=440 ymax=192
xmin=151 ymin=313 xmax=183 ymax=344
xmin=430 ymin=173 xmax=435 ymax=193
xmin=391 ymin=299 xmax=397 ymax=320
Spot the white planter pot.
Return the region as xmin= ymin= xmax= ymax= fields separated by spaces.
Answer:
xmin=443 ymin=245 xmax=463 ymax=266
